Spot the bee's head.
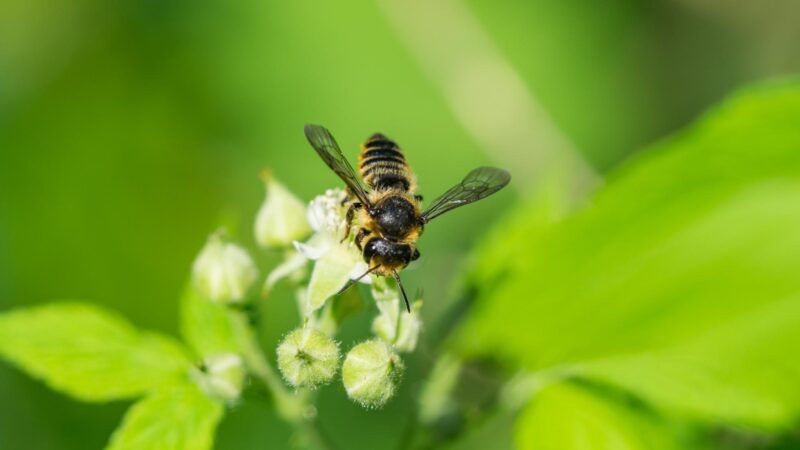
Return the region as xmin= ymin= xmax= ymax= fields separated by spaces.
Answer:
xmin=363 ymin=238 xmax=420 ymax=271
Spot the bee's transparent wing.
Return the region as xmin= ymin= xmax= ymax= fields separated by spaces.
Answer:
xmin=420 ymin=167 xmax=511 ymax=224
xmin=304 ymin=124 xmax=372 ymax=206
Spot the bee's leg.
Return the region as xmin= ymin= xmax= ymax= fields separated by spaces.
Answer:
xmin=341 ymin=202 xmax=362 ymax=243
xmin=355 ymin=228 xmax=369 ymax=251
xmin=414 ymin=194 xmax=423 ymax=202
xmin=341 ymin=188 xmax=356 ymax=206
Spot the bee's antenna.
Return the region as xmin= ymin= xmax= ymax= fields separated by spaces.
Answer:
xmin=336 ymin=265 xmax=379 ymax=296
xmin=393 ymin=271 xmax=411 ymax=313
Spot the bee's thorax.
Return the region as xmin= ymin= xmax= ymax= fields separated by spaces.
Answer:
xmin=371 ymin=196 xmax=417 ymax=239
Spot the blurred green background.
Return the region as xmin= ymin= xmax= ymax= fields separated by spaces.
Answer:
xmin=1 ymin=0 xmax=799 ymax=449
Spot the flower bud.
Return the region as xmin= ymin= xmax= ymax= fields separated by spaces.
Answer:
xmin=192 ymin=353 xmax=246 ymax=403
xmin=372 ymin=300 xmax=423 ymax=353
xmin=192 ymin=233 xmax=258 ymax=304
xmin=370 ymin=279 xmax=423 ymax=352
xmin=255 ymin=172 xmax=311 ymax=248
xmin=277 ymin=327 xmax=340 ymax=388
xmin=342 ymin=339 xmax=404 ymax=408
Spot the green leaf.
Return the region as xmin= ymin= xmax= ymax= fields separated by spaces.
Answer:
xmin=179 ymin=284 xmax=240 ymax=358
xmin=458 ymin=80 xmax=800 ymax=428
xmin=107 ymin=382 xmax=224 ymax=450
xmin=581 ymin=291 xmax=800 ymax=429
xmin=0 ymin=302 xmax=191 ymax=402
xmin=516 ymin=383 xmax=680 ymax=450
xmin=445 ymin=409 xmax=517 ymax=450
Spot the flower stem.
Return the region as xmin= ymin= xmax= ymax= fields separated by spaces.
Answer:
xmin=228 ymin=310 xmax=334 ymax=450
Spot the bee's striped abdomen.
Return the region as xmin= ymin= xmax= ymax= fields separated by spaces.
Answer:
xmin=359 ymin=133 xmax=413 ymax=192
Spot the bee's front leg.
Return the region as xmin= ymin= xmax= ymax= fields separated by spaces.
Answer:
xmin=341 ymin=201 xmax=362 ymax=243
xmin=355 ymin=228 xmax=369 ymax=251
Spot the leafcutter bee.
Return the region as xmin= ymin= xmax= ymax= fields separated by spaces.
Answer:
xmin=304 ymin=124 xmax=510 ymax=312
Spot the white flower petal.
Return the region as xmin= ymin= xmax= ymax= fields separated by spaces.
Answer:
xmin=293 ymin=238 xmax=329 ymax=261
xmin=307 ymin=188 xmax=348 ymax=234
xmin=348 ymin=261 xmax=372 ymax=284
xmin=262 ymin=251 xmax=308 ymax=296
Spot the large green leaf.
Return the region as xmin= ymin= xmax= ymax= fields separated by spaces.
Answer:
xmin=581 ymin=291 xmax=800 ymax=430
xmin=457 ymin=80 xmax=800 ymax=428
xmin=0 ymin=302 xmax=190 ymax=402
xmin=107 ymin=382 xmax=224 ymax=450
xmin=516 ymin=383 xmax=681 ymax=450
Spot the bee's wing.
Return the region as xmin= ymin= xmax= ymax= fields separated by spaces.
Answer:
xmin=304 ymin=124 xmax=372 ymax=206
xmin=420 ymin=167 xmax=510 ymax=224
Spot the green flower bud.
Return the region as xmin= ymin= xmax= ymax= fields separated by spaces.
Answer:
xmin=192 ymin=353 xmax=246 ymax=404
xmin=342 ymin=339 xmax=404 ymax=408
xmin=371 ymin=279 xmax=423 ymax=352
xmin=192 ymin=232 xmax=258 ymax=304
xmin=393 ymin=300 xmax=422 ymax=352
xmin=255 ymin=172 xmax=311 ymax=248
xmin=277 ymin=327 xmax=340 ymax=388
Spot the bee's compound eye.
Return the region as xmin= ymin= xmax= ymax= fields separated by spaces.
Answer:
xmin=411 ymin=248 xmax=420 ymax=261
xmin=388 ymin=243 xmax=413 ymax=266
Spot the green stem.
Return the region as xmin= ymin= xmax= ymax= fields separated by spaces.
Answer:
xmin=228 ymin=310 xmax=335 ymax=450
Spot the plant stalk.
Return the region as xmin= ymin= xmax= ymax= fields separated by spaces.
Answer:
xmin=228 ymin=310 xmax=335 ymax=450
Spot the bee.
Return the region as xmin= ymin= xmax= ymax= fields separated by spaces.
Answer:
xmin=304 ymin=124 xmax=510 ymax=312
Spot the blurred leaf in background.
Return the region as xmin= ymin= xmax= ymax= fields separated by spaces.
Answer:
xmin=457 ymin=80 xmax=800 ymax=448
xmin=516 ymin=383 xmax=682 ymax=450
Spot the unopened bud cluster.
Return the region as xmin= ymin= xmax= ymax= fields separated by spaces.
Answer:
xmin=255 ymin=172 xmax=311 ymax=248
xmin=342 ymin=340 xmax=404 ymax=408
xmin=192 ymin=233 xmax=258 ymax=304
xmin=277 ymin=327 xmax=340 ymax=389
xmin=192 ymin=353 xmax=246 ymax=404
